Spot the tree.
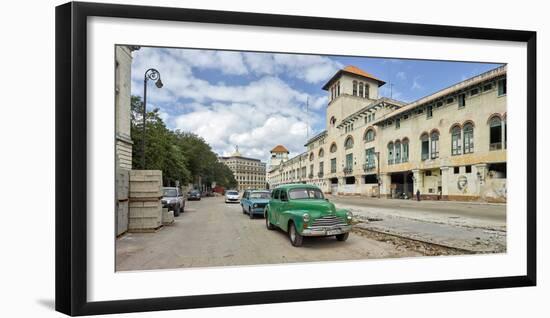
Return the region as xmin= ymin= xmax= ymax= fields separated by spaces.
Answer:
xmin=130 ymin=95 xmax=236 ymax=189
xmin=130 ymin=96 xmax=191 ymax=186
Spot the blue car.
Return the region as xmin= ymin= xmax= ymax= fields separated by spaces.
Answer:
xmin=240 ymin=190 xmax=271 ymax=219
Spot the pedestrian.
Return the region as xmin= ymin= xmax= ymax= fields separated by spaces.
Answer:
xmin=416 ymin=189 xmax=421 ymax=201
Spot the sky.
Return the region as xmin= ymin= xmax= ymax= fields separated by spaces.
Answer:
xmin=130 ymin=46 xmax=502 ymax=163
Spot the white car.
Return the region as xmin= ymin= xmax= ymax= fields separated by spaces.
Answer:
xmin=225 ymin=190 xmax=240 ymax=203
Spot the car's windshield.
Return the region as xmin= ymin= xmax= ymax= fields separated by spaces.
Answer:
xmin=163 ymin=189 xmax=177 ymax=197
xmin=288 ymin=188 xmax=324 ymax=200
xmin=249 ymin=192 xmax=270 ymax=199
xmin=227 ymin=191 xmax=239 ymax=195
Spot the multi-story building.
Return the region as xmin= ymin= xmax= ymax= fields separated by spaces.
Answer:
xmin=219 ymin=147 xmax=267 ymax=191
xmin=267 ymin=65 xmax=507 ymax=202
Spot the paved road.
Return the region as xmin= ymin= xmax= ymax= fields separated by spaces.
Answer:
xmin=328 ymin=195 xmax=506 ymax=252
xmin=116 ymin=197 xmax=420 ymax=271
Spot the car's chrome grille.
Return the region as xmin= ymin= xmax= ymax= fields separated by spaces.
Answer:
xmin=255 ymin=203 xmax=267 ymax=209
xmin=310 ymin=215 xmax=347 ymax=228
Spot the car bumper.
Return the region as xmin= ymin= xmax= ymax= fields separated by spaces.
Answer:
xmin=162 ymin=202 xmax=177 ymax=209
xmin=225 ymin=198 xmax=239 ymax=202
xmin=301 ymin=224 xmax=352 ymax=236
xmin=251 ymin=208 xmax=266 ymax=215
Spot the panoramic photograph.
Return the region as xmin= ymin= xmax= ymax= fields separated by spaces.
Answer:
xmin=114 ymin=45 xmax=507 ymax=271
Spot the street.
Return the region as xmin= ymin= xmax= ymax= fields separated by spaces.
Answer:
xmin=328 ymin=195 xmax=506 ymax=253
xmin=116 ymin=196 xmax=421 ymax=271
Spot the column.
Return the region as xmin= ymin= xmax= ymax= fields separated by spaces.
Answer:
xmin=379 ymin=173 xmax=391 ymax=198
xmin=440 ymin=166 xmax=450 ymax=199
xmin=412 ymin=169 xmax=423 ymax=197
xmin=474 ymin=163 xmax=488 ymax=197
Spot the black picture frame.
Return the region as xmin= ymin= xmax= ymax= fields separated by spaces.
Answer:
xmin=55 ymin=1 xmax=537 ymax=316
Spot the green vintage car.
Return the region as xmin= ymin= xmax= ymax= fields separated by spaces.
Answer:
xmin=264 ymin=184 xmax=353 ymax=247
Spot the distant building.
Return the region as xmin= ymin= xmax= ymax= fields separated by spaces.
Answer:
xmin=267 ymin=65 xmax=507 ymax=203
xmin=219 ymin=147 xmax=267 ymax=191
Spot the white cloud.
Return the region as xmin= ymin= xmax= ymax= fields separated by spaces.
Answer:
xmin=396 ymin=71 xmax=407 ymax=80
xmin=167 ymin=49 xmax=249 ymax=75
xmin=244 ymin=52 xmax=343 ymax=84
xmin=411 ymin=76 xmax=423 ymax=90
xmin=172 ymin=102 xmax=320 ymax=162
xmin=130 ymin=47 xmax=334 ymax=161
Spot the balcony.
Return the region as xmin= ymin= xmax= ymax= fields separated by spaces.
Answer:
xmin=343 ymin=167 xmax=353 ymax=175
xmin=363 ymin=163 xmax=375 ymax=171
xmin=308 ymin=173 xmax=314 ymax=179
xmin=317 ymin=172 xmax=324 ymax=178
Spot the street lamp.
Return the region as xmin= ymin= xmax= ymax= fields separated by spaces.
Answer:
xmin=141 ymin=68 xmax=163 ymax=169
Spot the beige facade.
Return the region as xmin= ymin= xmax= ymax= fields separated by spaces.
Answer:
xmin=268 ymin=65 xmax=507 ymax=202
xmin=220 ymin=149 xmax=267 ymax=191
xmin=115 ymin=45 xmax=135 ymax=170
xmin=115 ymin=45 xmax=139 ymax=236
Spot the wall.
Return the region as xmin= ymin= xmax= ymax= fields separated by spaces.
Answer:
xmin=1 ymin=1 xmax=546 ymax=318
xmin=115 ymin=46 xmax=134 ymax=170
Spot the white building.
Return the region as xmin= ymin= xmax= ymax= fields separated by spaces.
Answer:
xmin=219 ymin=147 xmax=267 ymax=191
xmin=268 ymin=65 xmax=507 ymax=202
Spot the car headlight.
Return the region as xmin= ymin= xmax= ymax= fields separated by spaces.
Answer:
xmin=302 ymin=213 xmax=310 ymax=223
xmin=253 ymin=203 xmax=258 ymax=208
xmin=346 ymin=211 xmax=353 ymax=221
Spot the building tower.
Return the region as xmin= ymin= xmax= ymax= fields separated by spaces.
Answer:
xmin=322 ymin=65 xmax=386 ymax=132
xmin=269 ymin=145 xmax=289 ymax=170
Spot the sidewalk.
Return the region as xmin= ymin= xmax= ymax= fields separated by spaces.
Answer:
xmin=328 ymin=195 xmax=506 ymax=253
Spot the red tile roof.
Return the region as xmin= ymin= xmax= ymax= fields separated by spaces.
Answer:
xmin=322 ymin=65 xmax=385 ymax=90
xmin=343 ymin=65 xmax=383 ymax=82
xmin=270 ymin=145 xmax=289 ymax=153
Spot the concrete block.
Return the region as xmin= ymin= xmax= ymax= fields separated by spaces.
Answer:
xmin=116 ymin=169 xmax=130 ymax=201
xmin=116 ymin=200 xmax=128 ymax=236
xmin=162 ymin=207 xmax=174 ymax=225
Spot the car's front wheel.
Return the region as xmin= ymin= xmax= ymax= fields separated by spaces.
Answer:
xmin=335 ymin=232 xmax=349 ymax=242
xmin=288 ymin=222 xmax=303 ymax=247
xmin=173 ymin=205 xmax=180 ymax=217
xmin=249 ymin=208 xmax=254 ymax=219
xmin=265 ymin=210 xmax=275 ymax=230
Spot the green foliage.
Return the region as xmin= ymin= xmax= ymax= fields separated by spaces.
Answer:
xmin=130 ymin=95 xmax=236 ymax=188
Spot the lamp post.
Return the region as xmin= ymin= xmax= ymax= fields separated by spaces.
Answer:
xmin=141 ymin=68 xmax=163 ymax=169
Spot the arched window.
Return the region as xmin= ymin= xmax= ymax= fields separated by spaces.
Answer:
xmin=364 ymin=128 xmax=375 ymax=142
xmin=402 ymin=138 xmax=409 ymax=162
xmin=451 ymin=125 xmax=462 ymax=155
xmin=430 ymin=131 xmax=439 ymax=159
xmin=489 ymin=116 xmax=503 ymax=150
xmin=353 ymin=81 xmax=358 ymax=96
xmin=330 ymin=116 xmax=337 ymax=127
xmin=318 ymin=148 xmax=324 ymax=158
xmin=387 ymin=142 xmax=394 ymax=164
xmin=395 ymin=140 xmax=401 ymax=163
xmin=421 ymin=133 xmax=429 ymax=160
xmin=337 ymin=82 xmax=340 ymax=96
xmin=309 ymin=152 xmax=314 ymax=161
xmin=330 ymin=143 xmax=337 ymax=153
xmin=364 ymin=84 xmax=370 ymax=99
xmin=463 ymin=122 xmax=474 ymax=153
xmin=359 ymin=82 xmax=364 ymax=97
xmin=344 ymin=136 xmax=354 ymax=149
